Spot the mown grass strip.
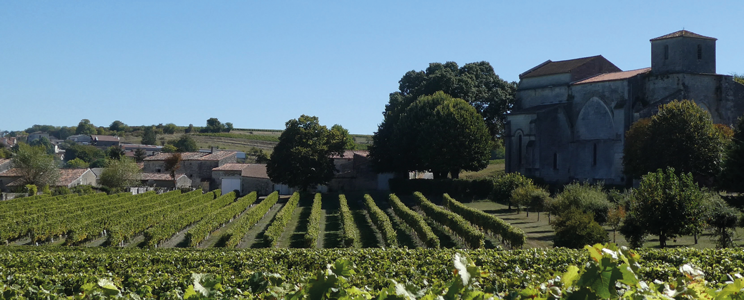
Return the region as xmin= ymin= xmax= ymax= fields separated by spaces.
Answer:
xmin=442 ymin=193 xmax=525 ymax=249
xmin=414 ymin=192 xmax=484 ymax=249
xmin=363 ymin=194 xmax=397 ymax=247
xmin=185 ymin=192 xmax=258 ymax=247
xmin=263 ymin=192 xmax=301 ymax=247
xmin=223 ymin=191 xmax=280 ymax=248
xmin=387 ymin=194 xmax=439 ymax=248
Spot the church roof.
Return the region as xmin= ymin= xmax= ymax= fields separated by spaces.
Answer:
xmin=520 ymin=55 xmax=607 ymax=79
xmin=650 ymin=30 xmax=716 ymax=41
xmin=572 ymin=68 xmax=652 ymax=85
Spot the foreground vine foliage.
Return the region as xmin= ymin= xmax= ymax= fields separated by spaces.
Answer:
xmin=2 ymin=244 xmax=744 ymax=299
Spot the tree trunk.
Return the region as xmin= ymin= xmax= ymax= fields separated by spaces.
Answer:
xmin=659 ymin=232 xmax=667 ymax=248
xmin=694 ymin=233 xmax=698 ymax=244
xmin=613 ymin=229 xmax=616 ymax=243
xmin=526 ymin=208 xmax=529 ymax=217
xmin=537 ymin=211 xmax=540 ymax=222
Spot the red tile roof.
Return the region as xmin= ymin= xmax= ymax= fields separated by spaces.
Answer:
xmin=572 ymin=68 xmax=652 ymax=85
xmin=241 ymin=164 xmax=269 ymax=179
xmin=0 ymin=168 xmax=23 ymax=177
xmin=140 ymin=172 xmax=187 ymax=181
xmin=520 ymin=55 xmax=604 ymax=79
xmin=212 ymin=163 xmax=249 ymax=171
xmin=56 ymin=169 xmax=90 ymax=186
xmin=650 ymin=30 xmax=716 ymax=41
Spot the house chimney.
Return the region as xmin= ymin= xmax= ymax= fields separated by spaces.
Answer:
xmin=211 ymin=147 xmax=214 ymax=154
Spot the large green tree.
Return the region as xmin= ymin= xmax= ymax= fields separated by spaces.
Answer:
xmin=374 ymin=91 xmax=492 ymax=178
xmin=719 ymin=116 xmax=744 ymax=192
xmin=64 ymin=144 xmax=104 ymax=163
xmin=11 ymin=143 xmax=60 ymax=187
xmin=75 ymin=119 xmax=97 ymax=135
xmin=266 ymin=115 xmax=347 ymax=191
xmin=623 ymin=100 xmax=728 ymax=182
xmin=620 ymin=167 xmax=707 ymax=248
xmin=141 ymin=126 xmax=157 ymax=145
xmin=170 ymin=135 xmax=198 ymax=152
xmin=370 ymin=61 xmax=516 ymax=173
xmin=99 ymin=158 xmax=141 ymax=192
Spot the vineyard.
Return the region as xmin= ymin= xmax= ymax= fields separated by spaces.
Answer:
xmin=2 ymin=192 xmax=744 ymax=298
xmin=0 ymin=190 xmax=525 ymax=250
xmin=1 ymin=246 xmax=744 ymax=298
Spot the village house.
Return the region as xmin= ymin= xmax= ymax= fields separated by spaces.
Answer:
xmin=0 ymin=137 xmax=17 ymax=147
xmin=143 ymin=151 xmax=237 ymax=190
xmin=0 ymin=168 xmax=96 ymax=192
xmin=139 ymin=172 xmax=191 ymax=189
xmin=212 ymin=163 xmax=273 ymax=196
xmin=91 ymin=135 xmax=120 ymax=149
xmin=505 ymin=30 xmax=744 ymax=185
xmin=66 ymin=134 xmax=92 ymax=144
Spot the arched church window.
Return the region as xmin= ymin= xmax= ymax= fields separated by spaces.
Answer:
xmin=664 ymin=45 xmax=669 ymax=60
xmin=518 ymin=135 xmax=523 ymax=167
xmin=592 ymin=144 xmax=597 ymax=166
xmin=553 ymin=152 xmax=558 ymax=170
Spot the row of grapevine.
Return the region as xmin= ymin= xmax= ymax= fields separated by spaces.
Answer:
xmin=1 ymin=192 xmax=108 ymax=229
xmin=413 ymin=192 xmax=484 ymax=249
xmin=303 ymin=193 xmax=323 ymax=248
xmin=28 ymin=192 xmax=143 ymax=243
xmin=363 ymin=194 xmax=397 ymax=247
xmin=0 ymin=193 xmax=90 ymax=221
xmin=0 ymin=193 xmax=122 ymax=243
xmin=223 ymin=191 xmax=280 ymax=248
xmin=184 ymin=191 xmax=258 ymax=247
xmin=142 ymin=191 xmax=238 ymax=247
xmin=65 ymin=191 xmax=181 ymax=245
xmin=263 ymin=192 xmax=301 ymax=247
xmin=107 ymin=190 xmax=217 ymax=246
xmin=387 ymin=194 xmax=439 ymax=248
xmin=442 ymin=193 xmax=526 ymax=248
xmin=338 ymin=195 xmax=358 ymax=247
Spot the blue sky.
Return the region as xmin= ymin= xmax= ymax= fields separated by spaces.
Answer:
xmin=2 ymin=1 xmax=742 ymax=134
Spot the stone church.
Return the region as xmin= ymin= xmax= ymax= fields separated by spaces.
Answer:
xmin=505 ymin=30 xmax=744 ymax=186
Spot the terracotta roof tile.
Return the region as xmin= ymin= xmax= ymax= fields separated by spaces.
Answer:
xmin=0 ymin=168 xmax=23 ymax=177
xmin=520 ymin=55 xmax=604 ymax=78
xmin=650 ymin=30 xmax=716 ymax=41
xmin=212 ymin=163 xmax=249 ymax=171
xmin=140 ymin=172 xmax=187 ymax=181
xmin=241 ymin=164 xmax=269 ymax=179
xmin=572 ymin=68 xmax=652 ymax=85
xmin=56 ymin=169 xmax=90 ymax=186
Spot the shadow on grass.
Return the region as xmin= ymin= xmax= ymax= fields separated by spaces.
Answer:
xmin=351 ymin=209 xmax=381 ymax=248
xmin=289 ymin=206 xmax=312 ymax=248
xmin=323 ymin=211 xmax=343 ymax=248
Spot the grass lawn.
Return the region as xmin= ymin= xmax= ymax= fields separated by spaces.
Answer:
xmin=463 ymin=200 xmax=744 ymax=249
xmin=460 ymin=159 xmax=505 ymax=180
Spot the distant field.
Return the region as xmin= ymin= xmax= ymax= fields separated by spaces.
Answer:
xmin=460 ymin=159 xmax=505 ymax=180
xmin=116 ymin=128 xmax=372 ymax=154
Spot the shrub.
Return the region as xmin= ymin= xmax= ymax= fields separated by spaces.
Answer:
xmin=704 ymin=194 xmax=739 ymax=248
xmin=552 ymin=208 xmax=609 ymax=249
xmin=552 ymin=182 xmax=612 ymax=224
xmin=490 ymin=173 xmax=534 ymax=206
xmin=509 ymin=185 xmax=549 ymax=217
